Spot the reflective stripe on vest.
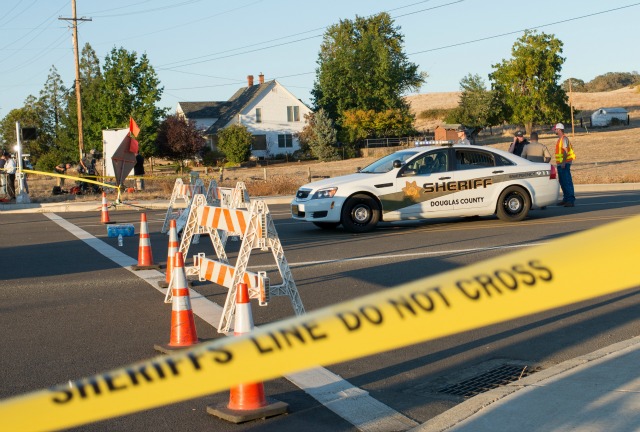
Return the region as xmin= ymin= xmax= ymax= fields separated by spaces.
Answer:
xmin=555 ymin=136 xmax=576 ymax=163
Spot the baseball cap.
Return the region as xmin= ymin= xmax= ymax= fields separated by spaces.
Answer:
xmin=515 ymin=131 xmax=524 ymax=137
xmin=456 ymin=125 xmax=465 ymax=132
xmin=554 ymin=123 xmax=564 ymax=130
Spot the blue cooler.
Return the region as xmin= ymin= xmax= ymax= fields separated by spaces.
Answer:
xmin=107 ymin=224 xmax=135 ymax=238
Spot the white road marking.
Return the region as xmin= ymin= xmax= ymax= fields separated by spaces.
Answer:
xmin=44 ymin=213 xmax=419 ymax=432
xmin=250 ymin=243 xmax=548 ymax=271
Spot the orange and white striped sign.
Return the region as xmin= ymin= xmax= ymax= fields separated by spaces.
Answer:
xmin=196 ymin=256 xmax=259 ymax=289
xmin=197 ymin=206 xmax=252 ymax=235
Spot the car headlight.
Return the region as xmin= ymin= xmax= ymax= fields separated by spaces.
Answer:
xmin=311 ymin=187 xmax=338 ymax=199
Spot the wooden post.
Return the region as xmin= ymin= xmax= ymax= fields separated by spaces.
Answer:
xmin=307 ymin=166 xmax=311 ymax=182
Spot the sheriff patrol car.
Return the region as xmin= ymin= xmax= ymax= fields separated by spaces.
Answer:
xmin=291 ymin=144 xmax=560 ymax=233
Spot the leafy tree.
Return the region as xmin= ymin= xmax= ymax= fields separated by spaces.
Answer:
xmin=447 ymin=74 xmax=494 ymax=128
xmin=60 ymin=44 xmax=105 ymax=156
xmin=0 ymin=96 xmax=51 ymax=163
xmin=155 ymin=114 xmax=206 ymax=172
xmin=39 ymin=66 xmax=67 ymax=140
xmin=584 ymin=71 xmax=640 ymax=92
xmin=312 ymin=12 xmax=425 ymax=135
xmin=97 ymin=47 xmax=166 ymax=158
xmin=342 ymin=108 xmax=414 ymax=142
xmin=297 ymin=109 xmax=339 ymax=161
xmin=561 ymin=78 xmax=586 ymax=92
xmin=217 ymin=124 xmax=253 ymax=164
xmin=489 ymin=30 xmax=570 ymax=134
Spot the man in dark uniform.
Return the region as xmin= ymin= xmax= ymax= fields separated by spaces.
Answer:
xmin=508 ymin=130 xmax=529 ymax=157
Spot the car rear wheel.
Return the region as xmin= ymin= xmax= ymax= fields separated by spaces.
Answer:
xmin=313 ymin=222 xmax=340 ymax=230
xmin=341 ymin=194 xmax=380 ymax=233
xmin=496 ymin=186 xmax=530 ymax=222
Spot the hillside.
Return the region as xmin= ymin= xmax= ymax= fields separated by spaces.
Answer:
xmin=405 ymin=86 xmax=640 ymax=131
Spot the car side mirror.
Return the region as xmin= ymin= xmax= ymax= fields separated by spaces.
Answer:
xmin=356 ymin=167 xmax=361 ymax=173
xmin=392 ymin=160 xmax=403 ymax=169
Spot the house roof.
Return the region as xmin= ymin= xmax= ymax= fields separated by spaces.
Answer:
xmin=178 ymin=101 xmax=231 ymax=118
xmin=206 ymin=80 xmax=275 ymax=134
xmin=595 ymin=107 xmax=628 ymax=113
xmin=177 ymin=80 xmax=278 ymax=134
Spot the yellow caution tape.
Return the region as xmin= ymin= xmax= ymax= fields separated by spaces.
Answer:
xmin=1 ymin=214 xmax=639 ymax=431
xmin=21 ymin=169 xmax=117 ymax=190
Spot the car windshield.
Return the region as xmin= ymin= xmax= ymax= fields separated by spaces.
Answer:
xmin=359 ymin=150 xmax=421 ymax=173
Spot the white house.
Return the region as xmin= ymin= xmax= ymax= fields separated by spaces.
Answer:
xmin=176 ymin=74 xmax=313 ymax=158
xmin=590 ymin=107 xmax=629 ymax=127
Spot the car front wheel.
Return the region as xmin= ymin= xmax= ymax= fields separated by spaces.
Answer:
xmin=496 ymin=186 xmax=531 ymax=222
xmin=341 ymin=194 xmax=380 ymax=233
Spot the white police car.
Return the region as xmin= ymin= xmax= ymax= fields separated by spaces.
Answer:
xmin=291 ymin=144 xmax=560 ymax=233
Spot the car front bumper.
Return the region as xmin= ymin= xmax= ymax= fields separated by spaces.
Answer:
xmin=291 ymin=197 xmax=345 ymax=222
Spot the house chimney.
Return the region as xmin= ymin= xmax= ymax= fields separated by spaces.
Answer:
xmin=247 ymin=75 xmax=254 ymax=87
xmin=258 ymin=72 xmax=264 ymax=84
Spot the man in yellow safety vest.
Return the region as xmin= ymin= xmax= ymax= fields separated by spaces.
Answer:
xmin=554 ymin=123 xmax=576 ymax=207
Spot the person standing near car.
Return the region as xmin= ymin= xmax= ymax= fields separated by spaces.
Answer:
xmin=520 ymin=132 xmax=551 ymax=163
xmin=456 ymin=125 xmax=470 ymax=145
xmin=508 ymin=130 xmax=529 ymax=157
xmin=554 ymin=123 xmax=576 ymax=207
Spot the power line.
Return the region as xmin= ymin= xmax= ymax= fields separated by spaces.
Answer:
xmin=158 ymin=0 xmax=448 ymax=71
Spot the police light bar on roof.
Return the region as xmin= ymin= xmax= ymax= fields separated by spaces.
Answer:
xmin=414 ymin=140 xmax=455 ymax=147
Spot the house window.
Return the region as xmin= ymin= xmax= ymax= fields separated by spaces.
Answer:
xmin=252 ymin=134 xmax=267 ymax=151
xmin=278 ymin=134 xmax=293 ymax=148
xmin=256 ymin=108 xmax=262 ymax=123
xmin=287 ymin=106 xmax=300 ymax=122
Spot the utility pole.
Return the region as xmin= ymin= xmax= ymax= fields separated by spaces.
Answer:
xmin=569 ymin=79 xmax=575 ymax=138
xmin=59 ymin=0 xmax=91 ymax=161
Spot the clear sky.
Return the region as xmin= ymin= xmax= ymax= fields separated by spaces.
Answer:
xmin=1 ymin=0 xmax=639 ymax=119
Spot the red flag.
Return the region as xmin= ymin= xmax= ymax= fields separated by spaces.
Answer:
xmin=129 ymin=137 xmax=139 ymax=154
xmin=129 ymin=117 xmax=140 ymax=138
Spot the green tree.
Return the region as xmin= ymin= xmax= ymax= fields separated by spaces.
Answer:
xmin=60 ymin=44 xmax=105 ymax=156
xmin=38 ymin=66 xmax=67 ymax=140
xmin=584 ymin=71 xmax=640 ymax=92
xmin=217 ymin=124 xmax=253 ymax=164
xmin=561 ymin=78 xmax=586 ymax=92
xmin=447 ymin=74 xmax=493 ymax=128
xmin=97 ymin=47 xmax=166 ymax=158
xmin=489 ymin=30 xmax=570 ymax=134
xmin=297 ymin=109 xmax=339 ymax=161
xmin=312 ymin=12 xmax=425 ymax=135
xmin=0 ymin=96 xmax=51 ymax=164
xmin=155 ymin=114 xmax=206 ymax=172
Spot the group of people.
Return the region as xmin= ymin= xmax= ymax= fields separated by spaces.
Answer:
xmin=455 ymin=123 xmax=576 ymax=207
xmin=508 ymin=124 xmax=576 ymax=207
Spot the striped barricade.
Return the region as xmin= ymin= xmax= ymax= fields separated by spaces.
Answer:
xmin=175 ymin=194 xmax=305 ymax=333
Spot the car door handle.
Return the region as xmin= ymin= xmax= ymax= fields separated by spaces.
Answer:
xmin=492 ymin=170 xmax=504 ymax=174
xmin=438 ymin=176 xmax=451 ymax=180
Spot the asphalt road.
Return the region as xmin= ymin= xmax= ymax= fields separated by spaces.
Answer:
xmin=1 ymin=190 xmax=639 ymax=431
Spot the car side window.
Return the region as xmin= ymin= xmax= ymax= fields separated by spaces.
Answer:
xmin=403 ymin=150 xmax=449 ymax=176
xmin=455 ymin=150 xmax=495 ymax=170
xmin=498 ymin=155 xmax=516 ymax=166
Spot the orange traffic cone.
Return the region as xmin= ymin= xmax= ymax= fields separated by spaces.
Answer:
xmin=207 ymin=283 xmax=288 ymax=423
xmin=154 ymin=252 xmax=199 ymax=353
xmin=132 ymin=213 xmax=160 ymax=270
xmin=100 ymin=192 xmax=115 ymax=224
xmin=158 ymin=219 xmax=179 ymax=289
